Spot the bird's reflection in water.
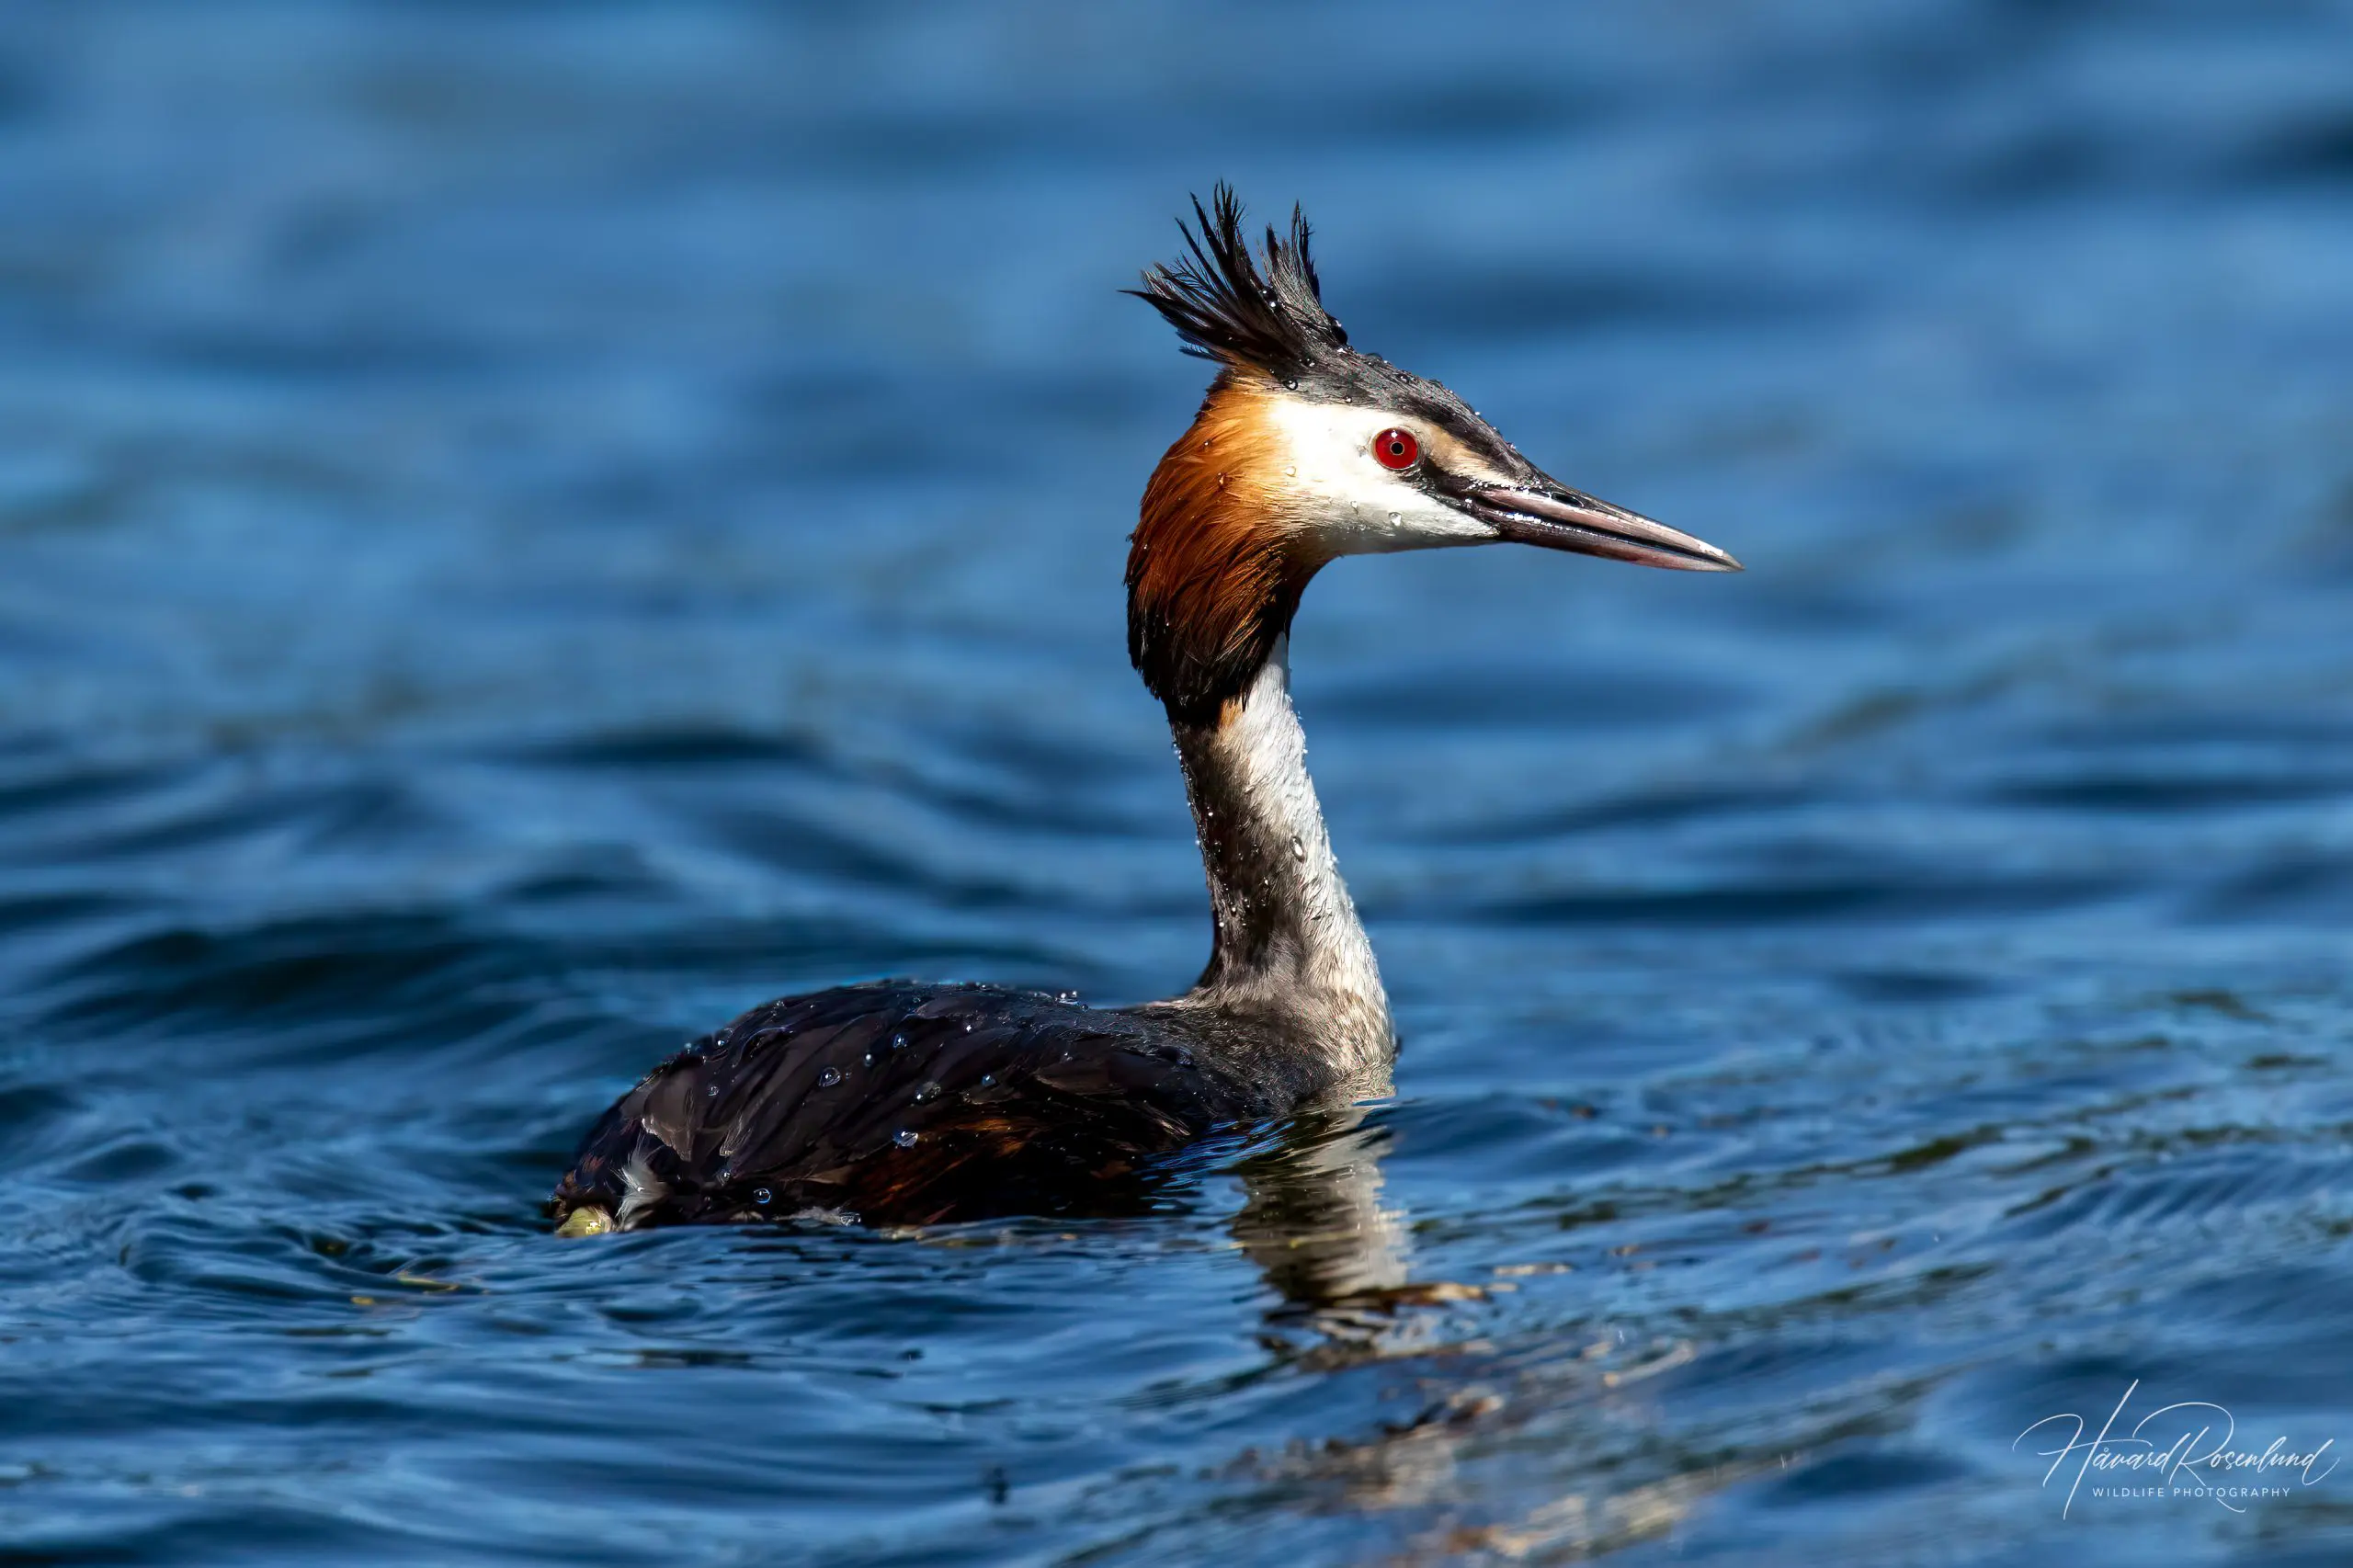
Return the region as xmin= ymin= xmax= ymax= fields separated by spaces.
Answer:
xmin=1220 ymin=1113 xmax=1776 ymax=1559
xmin=1227 ymin=1109 xmax=1482 ymax=1352
xmin=855 ymin=1113 xmax=1769 ymax=1554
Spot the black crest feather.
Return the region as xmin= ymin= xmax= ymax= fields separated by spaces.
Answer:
xmin=1128 ymin=186 xmax=1347 ymax=380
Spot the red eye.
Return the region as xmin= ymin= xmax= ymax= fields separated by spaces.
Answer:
xmin=1372 ymin=427 xmax=1418 ymax=470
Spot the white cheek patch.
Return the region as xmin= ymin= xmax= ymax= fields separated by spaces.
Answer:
xmin=1260 ymin=399 xmax=1504 ymax=556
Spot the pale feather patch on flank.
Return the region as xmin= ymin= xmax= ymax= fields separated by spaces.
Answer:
xmin=615 ymin=1155 xmax=669 ymax=1228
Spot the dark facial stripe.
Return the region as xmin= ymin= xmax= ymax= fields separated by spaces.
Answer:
xmin=1281 ymin=349 xmax=1537 ymax=482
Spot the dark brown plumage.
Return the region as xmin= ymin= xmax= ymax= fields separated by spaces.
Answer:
xmin=552 ymin=982 xmax=1283 ymax=1229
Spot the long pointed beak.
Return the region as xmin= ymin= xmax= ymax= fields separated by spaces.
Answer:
xmin=1462 ymin=480 xmax=1741 ymax=573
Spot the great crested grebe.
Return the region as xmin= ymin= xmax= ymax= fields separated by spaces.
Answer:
xmin=550 ymin=189 xmax=1740 ymax=1236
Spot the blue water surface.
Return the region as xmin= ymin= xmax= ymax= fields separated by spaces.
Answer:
xmin=3 ymin=3 xmax=2352 ymax=1563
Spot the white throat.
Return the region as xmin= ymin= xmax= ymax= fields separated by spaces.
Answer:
xmin=1162 ymin=638 xmax=1393 ymax=1087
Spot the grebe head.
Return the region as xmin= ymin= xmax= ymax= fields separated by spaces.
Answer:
xmin=1125 ymin=187 xmax=1740 ymax=720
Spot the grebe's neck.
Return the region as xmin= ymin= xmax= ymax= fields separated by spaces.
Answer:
xmin=1163 ymin=637 xmax=1392 ymax=1085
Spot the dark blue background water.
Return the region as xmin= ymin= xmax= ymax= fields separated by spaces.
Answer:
xmin=4 ymin=3 xmax=2351 ymax=1562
